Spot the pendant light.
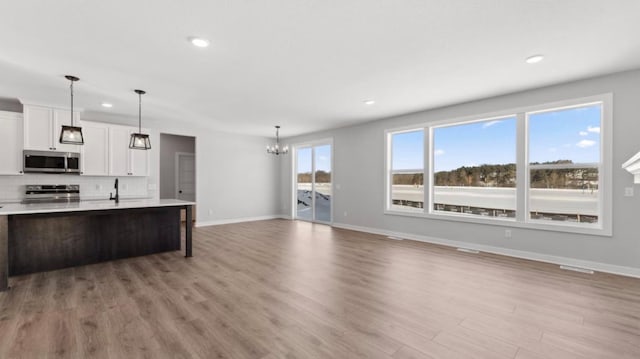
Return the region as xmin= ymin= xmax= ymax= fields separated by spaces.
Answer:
xmin=59 ymin=75 xmax=84 ymax=145
xmin=266 ymin=125 xmax=288 ymax=155
xmin=129 ymin=89 xmax=151 ymax=150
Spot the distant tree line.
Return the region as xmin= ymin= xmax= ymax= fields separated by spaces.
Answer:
xmin=434 ymin=163 xmax=516 ymax=187
xmin=529 ymin=160 xmax=598 ymax=189
xmin=298 ymin=170 xmax=331 ymax=183
xmin=393 ymin=160 xmax=598 ymax=189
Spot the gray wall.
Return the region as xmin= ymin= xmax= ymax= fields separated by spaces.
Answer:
xmin=148 ymin=118 xmax=281 ymax=225
xmin=159 ymin=133 xmax=195 ymax=199
xmin=279 ymin=69 xmax=640 ymax=271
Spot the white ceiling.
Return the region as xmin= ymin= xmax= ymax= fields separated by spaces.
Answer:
xmin=0 ymin=0 xmax=639 ymax=137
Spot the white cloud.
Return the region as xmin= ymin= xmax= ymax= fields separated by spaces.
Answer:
xmin=576 ymin=139 xmax=596 ymax=148
xmin=434 ymin=149 xmax=445 ymax=156
xmin=482 ymin=120 xmax=500 ymax=128
xmin=579 ymin=131 xmax=588 ymax=136
xmin=587 ymin=126 xmax=600 ymax=134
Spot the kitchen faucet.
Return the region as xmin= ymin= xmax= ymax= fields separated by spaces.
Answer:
xmin=109 ymin=178 xmax=119 ymax=203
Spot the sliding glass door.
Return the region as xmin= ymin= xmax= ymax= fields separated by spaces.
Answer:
xmin=296 ymin=147 xmax=313 ymax=221
xmin=295 ymin=142 xmax=332 ymax=223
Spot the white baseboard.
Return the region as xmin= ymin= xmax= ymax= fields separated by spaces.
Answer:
xmin=332 ymin=222 xmax=640 ymax=279
xmin=196 ymin=215 xmax=289 ymax=227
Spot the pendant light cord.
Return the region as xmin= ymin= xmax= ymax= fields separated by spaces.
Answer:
xmin=138 ymin=92 xmax=142 ymax=133
xmin=69 ymin=80 xmax=74 ymax=126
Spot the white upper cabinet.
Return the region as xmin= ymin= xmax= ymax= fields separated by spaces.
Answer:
xmin=21 ymin=104 xmax=150 ymax=178
xmin=23 ymin=104 xmax=80 ymax=152
xmin=23 ymin=105 xmax=53 ymax=151
xmin=109 ymin=126 xmax=131 ymax=176
xmin=0 ymin=111 xmax=24 ymax=175
xmin=108 ymin=125 xmax=149 ymax=177
xmin=80 ymin=121 xmax=109 ymax=176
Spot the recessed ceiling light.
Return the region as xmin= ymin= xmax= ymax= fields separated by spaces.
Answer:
xmin=101 ymin=102 xmax=113 ymax=108
xmin=189 ymin=37 xmax=210 ymax=48
xmin=364 ymin=99 xmax=376 ymax=105
xmin=525 ymin=55 xmax=544 ymax=64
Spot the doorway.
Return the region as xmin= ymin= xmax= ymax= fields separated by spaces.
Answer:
xmin=175 ymin=152 xmax=195 ymax=201
xmin=160 ymin=133 xmax=196 ymax=221
xmin=294 ymin=141 xmax=332 ymax=223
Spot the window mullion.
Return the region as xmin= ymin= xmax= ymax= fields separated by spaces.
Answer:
xmin=386 ymin=132 xmax=392 ymax=210
xmin=516 ymin=112 xmax=527 ymax=223
xmin=424 ymin=127 xmax=431 ymax=214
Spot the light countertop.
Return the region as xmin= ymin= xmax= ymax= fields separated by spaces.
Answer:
xmin=0 ymin=199 xmax=196 ymax=215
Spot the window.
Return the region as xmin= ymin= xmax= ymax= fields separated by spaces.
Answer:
xmin=388 ymin=130 xmax=424 ymax=212
xmin=433 ymin=117 xmax=517 ymax=218
xmin=528 ymin=104 xmax=602 ymax=224
xmin=384 ymin=95 xmax=611 ymax=235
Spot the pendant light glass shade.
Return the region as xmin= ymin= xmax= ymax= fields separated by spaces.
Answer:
xmin=59 ymin=125 xmax=84 ymax=144
xmin=129 ymin=133 xmax=151 ymax=150
xmin=59 ymin=75 xmax=84 ymax=145
xmin=129 ymin=89 xmax=151 ymax=150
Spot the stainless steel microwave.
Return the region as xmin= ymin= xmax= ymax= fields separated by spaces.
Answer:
xmin=23 ymin=150 xmax=81 ymax=174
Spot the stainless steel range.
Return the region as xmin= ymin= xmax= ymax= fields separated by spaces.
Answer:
xmin=22 ymin=185 xmax=80 ymax=203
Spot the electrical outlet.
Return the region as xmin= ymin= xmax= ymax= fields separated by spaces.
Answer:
xmin=95 ymin=184 xmax=102 ymax=191
xmin=504 ymin=229 xmax=512 ymax=238
xmin=343 ymin=211 xmax=348 ymax=217
xmin=336 ymin=184 xmax=341 ymax=190
xmin=624 ymin=187 xmax=634 ymax=197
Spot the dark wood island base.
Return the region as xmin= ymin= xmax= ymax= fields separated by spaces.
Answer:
xmin=0 ymin=203 xmax=193 ymax=291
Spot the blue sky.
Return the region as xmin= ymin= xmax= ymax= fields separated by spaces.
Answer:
xmin=392 ymin=104 xmax=601 ymax=172
xmin=297 ymin=145 xmax=331 ymax=173
xmin=528 ymin=105 xmax=601 ymax=164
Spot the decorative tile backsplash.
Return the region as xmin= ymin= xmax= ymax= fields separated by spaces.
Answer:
xmin=0 ymin=174 xmax=151 ymax=202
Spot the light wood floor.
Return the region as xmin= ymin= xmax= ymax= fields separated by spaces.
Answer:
xmin=1 ymin=219 xmax=639 ymax=358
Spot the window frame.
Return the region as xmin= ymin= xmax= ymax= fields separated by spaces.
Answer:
xmin=386 ymin=128 xmax=427 ymax=212
xmin=384 ymin=94 xmax=612 ymax=236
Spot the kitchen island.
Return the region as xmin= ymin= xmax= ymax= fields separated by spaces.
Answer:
xmin=0 ymin=199 xmax=195 ymax=291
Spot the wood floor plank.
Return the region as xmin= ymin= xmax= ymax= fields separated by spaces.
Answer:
xmin=76 ymin=311 xmax=110 ymax=359
xmin=0 ymin=219 xmax=639 ymax=358
xmin=393 ymin=345 xmax=437 ymax=359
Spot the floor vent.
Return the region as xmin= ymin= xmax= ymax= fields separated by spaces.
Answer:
xmin=560 ymin=265 xmax=594 ymax=274
xmin=387 ymin=236 xmax=405 ymax=241
xmin=456 ymin=248 xmax=480 ymax=254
